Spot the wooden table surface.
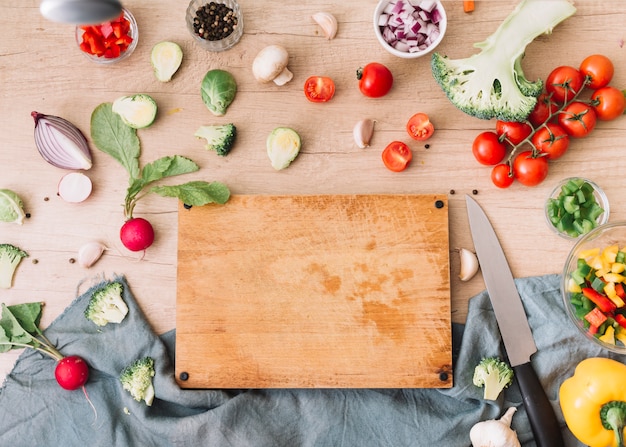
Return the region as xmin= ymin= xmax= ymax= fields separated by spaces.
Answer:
xmin=1 ymin=0 xmax=625 ymax=381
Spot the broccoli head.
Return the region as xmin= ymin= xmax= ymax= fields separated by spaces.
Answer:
xmin=431 ymin=0 xmax=576 ymax=121
xmin=473 ymin=357 xmax=514 ymax=401
xmin=120 ymin=356 xmax=156 ymax=406
xmin=194 ymin=123 xmax=237 ymax=156
xmin=0 ymin=244 xmax=28 ymax=289
xmin=84 ymin=281 xmax=129 ymax=326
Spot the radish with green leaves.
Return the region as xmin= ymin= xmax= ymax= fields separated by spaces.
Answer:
xmin=90 ymin=102 xmax=231 ymax=253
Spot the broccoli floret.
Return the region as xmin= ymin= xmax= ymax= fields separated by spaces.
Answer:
xmin=431 ymin=0 xmax=576 ymax=121
xmin=120 ymin=357 xmax=156 ymax=406
xmin=84 ymin=282 xmax=129 ymax=326
xmin=0 ymin=244 xmax=28 ymax=289
xmin=473 ymin=357 xmax=514 ymax=401
xmin=194 ymin=123 xmax=237 ymax=156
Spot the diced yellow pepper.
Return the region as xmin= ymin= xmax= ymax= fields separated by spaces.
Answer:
xmin=595 ymin=269 xmax=609 ymax=279
xmin=611 ymin=262 xmax=626 ymax=274
xmin=598 ymin=325 xmax=615 ymax=345
xmin=602 ymin=245 xmax=619 ymax=264
xmin=616 ymin=326 xmax=626 ymax=345
xmin=603 ymin=273 xmax=626 ymax=283
xmin=588 ymin=255 xmax=604 ymax=270
xmin=604 ymin=282 xmax=617 ymax=298
xmin=609 ymin=295 xmax=626 ymax=308
xmin=579 ymin=248 xmax=600 ymax=259
xmin=567 ymin=277 xmax=582 ymax=293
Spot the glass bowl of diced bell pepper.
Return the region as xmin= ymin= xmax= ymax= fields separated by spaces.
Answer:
xmin=545 ymin=177 xmax=609 ymax=240
xmin=562 ymin=222 xmax=626 ymax=354
xmin=75 ymin=8 xmax=138 ymax=64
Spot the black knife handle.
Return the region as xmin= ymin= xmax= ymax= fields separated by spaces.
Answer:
xmin=514 ymin=362 xmax=564 ymax=447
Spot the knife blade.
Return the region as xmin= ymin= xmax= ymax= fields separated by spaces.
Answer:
xmin=465 ymin=195 xmax=564 ymax=447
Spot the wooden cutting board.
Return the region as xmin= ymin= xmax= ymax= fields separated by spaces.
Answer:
xmin=175 ymin=194 xmax=452 ymax=389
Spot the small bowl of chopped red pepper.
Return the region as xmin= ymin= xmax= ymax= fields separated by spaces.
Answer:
xmin=75 ymin=8 xmax=138 ymax=64
xmin=186 ymin=0 xmax=243 ymax=52
xmin=373 ymin=0 xmax=447 ymax=59
xmin=562 ymin=222 xmax=626 ymax=354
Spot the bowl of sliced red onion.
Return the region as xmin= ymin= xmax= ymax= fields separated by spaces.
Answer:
xmin=374 ymin=0 xmax=446 ymax=59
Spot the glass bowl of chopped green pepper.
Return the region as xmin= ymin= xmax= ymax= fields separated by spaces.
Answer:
xmin=186 ymin=0 xmax=243 ymax=52
xmin=562 ymin=222 xmax=626 ymax=354
xmin=545 ymin=177 xmax=609 ymax=240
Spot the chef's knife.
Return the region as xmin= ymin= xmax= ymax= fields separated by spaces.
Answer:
xmin=465 ymin=195 xmax=564 ymax=447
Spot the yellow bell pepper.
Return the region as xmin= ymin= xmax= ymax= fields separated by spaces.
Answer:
xmin=560 ymin=358 xmax=626 ymax=447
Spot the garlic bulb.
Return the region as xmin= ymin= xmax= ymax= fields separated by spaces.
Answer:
xmin=312 ymin=12 xmax=338 ymax=40
xmin=459 ymin=248 xmax=479 ymax=281
xmin=77 ymin=241 xmax=107 ymax=268
xmin=353 ymin=119 xmax=376 ymax=148
xmin=469 ymin=407 xmax=521 ymax=447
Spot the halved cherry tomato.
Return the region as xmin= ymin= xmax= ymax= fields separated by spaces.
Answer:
xmin=531 ymin=122 xmax=570 ymax=160
xmin=472 ymin=131 xmax=506 ymax=166
xmin=495 ymin=120 xmax=532 ymax=145
xmin=491 ymin=164 xmax=514 ymax=189
xmin=304 ymin=76 xmax=336 ymax=103
xmin=528 ymin=93 xmax=558 ymax=127
xmin=579 ymin=54 xmax=614 ymax=90
xmin=382 ymin=141 xmax=412 ymax=172
xmin=357 ymin=63 xmax=393 ymax=98
xmin=591 ymin=86 xmax=626 ymax=121
xmin=513 ymin=150 xmax=549 ymax=187
xmin=546 ymin=66 xmax=586 ymax=103
xmin=557 ymin=102 xmax=597 ymax=138
xmin=406 ymin=113 xmax=434 ymax=141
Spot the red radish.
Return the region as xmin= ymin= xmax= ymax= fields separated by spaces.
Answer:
xmin=120 ymin=217 xmax=155 ymax=251
xmin=55 ymin=355 xmax=90 ymax=390
xmin=58 ymin=172 xmax=93 ymax=203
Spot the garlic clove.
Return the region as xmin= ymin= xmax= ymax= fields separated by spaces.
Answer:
xmin=77 ymin=241 xmax=107 ymax=268
xmin=312 ymin=12 xmax=338 ymax=40
xmin=353 ymin=119 xmax=376 ymax=148
xmin=459 ymin=248 xmax=479 ymax=281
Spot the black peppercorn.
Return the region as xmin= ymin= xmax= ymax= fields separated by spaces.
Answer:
xmin=192 ymin=2 xmax=238 ymax=42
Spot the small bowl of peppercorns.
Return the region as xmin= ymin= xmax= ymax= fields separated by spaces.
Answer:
xmin=186 ymin=0 xmax=243 ymax=52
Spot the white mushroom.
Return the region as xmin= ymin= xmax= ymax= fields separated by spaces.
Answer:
xmin=252 ymin=45 xmax=293 ymax=86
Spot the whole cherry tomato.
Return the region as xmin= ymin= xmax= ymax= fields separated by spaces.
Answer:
xmin=491 ymin=164 xmax=514 ymax=189
xmin=527 ymin=93 xmax=558 ymax=127
xmin=557 ymin=102 xmax=597 ymax=138
xmin=579 ymin=54 xmax=614 ymax=90
xmin=513 ymin=151 xmax=549 ymax=187
xmin=304 ymin=76 xmax=335 ymax=102
xmin=531 ymin=123 xmax=570 ymax=160
xmin=495 ymin=120 xmax=532 ymax=145
xmin=472 ymin=131 xmax=506 ymax=166
xmin=357 ymin=63 xmax=393 ymax=98
xmin=546 ymin=66 xmax=586 ymax=103
xmin=382 ymin=141 xmax=412 ymax=172
xmin=591 ymin=86 xmax=626 ymax=121
xmin=406 ymin=113 xmax=434 ymax=141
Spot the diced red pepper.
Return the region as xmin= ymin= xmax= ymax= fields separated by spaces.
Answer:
xmin=78 ymin=14 xmax=132 ymax=59
xmin=581 ymin=287 xmax=618 ymax=313
xmin=616 ymin=283 xmax=626 ymax=300
xmin=616 ymin=314 xmax=626 ymax=329
xmin=584 ymin=307 xmax=608 ymax=328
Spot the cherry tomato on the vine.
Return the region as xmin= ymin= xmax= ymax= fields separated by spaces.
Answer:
xmin=382 ymin=141 xmax=412 ymax=172
xmin=304 ymin=76 xmax=336 ymax=102
xmin=591 ymin=86 xmax=626 ymax=121
xmin=558 ymin=102 xmax=597 ymax=138
xmin=357 ymin=63 xmax=393 ymax=98
xmin=406 ymin=113 xmax=434 ymax=141
xmin=579 ymin=54 xmax=614 ymax=90
xmin=531 ymin=123 xmax=570 ymax=160
xmin=472 ymin=131 xmax=506 ymax=166
xmin=513 ymin=151 xmax=549 ymax=187
xmin=491 ymin=164 xmax=514 ymax=189
xmin=528 ymin=93 xmax=557 ymax=127
xmin=495 ymin=120 xmax=532 ymax=145
xmin=546 ymin=66 xmax=586 ymax=103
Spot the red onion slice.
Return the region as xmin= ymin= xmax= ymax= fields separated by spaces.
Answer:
xmin=32 ymin=112 xmax=93 ymax=170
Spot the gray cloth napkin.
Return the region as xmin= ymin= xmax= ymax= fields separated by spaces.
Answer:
xmin=1 ymin=274 xmax=624 ymax=447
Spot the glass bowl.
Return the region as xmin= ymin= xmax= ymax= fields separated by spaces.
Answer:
xmin=186 ymin=0 xmax=244 ymax=52
xmin=373 ymin=0 xmax=447 ymax=59
xmin=562 ymin=222 xmax=626 ymax=354
xmin=545 ymin=177 xmax=609 ymax=241
xmin=75 ymin=7 xmax=138 ymax=64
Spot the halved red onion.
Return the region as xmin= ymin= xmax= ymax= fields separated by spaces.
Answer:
xmin=32 ymin=111 xmax=93 ymax=170
xmin=378 ymin=0 xmax=443 ymax=54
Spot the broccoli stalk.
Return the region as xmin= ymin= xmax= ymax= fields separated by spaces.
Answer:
xmin=194 ymin=123 xmax=237 ymax=156
xmin=431 ymin=0 xmax=576 ymax=121
xmin=120 ymin=357 xmax=156 ymax=406
xmin=0 ymin=244 xmax=28 ymax=289
xmin=84 ymin=282 xmax=129 ymax=326
xmin=473 ymin=357 xmax=514 ymax=401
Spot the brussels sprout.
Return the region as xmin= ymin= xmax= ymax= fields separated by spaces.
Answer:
xmin=0 ymin=189 xmax=26 ymax=225
xmin=112 ymin=94 xmax=158 ymax=129
xmin=266 ymin=127 xmax=301 ymax=170
xmin=201 ymin=69 xmax=237 ymax=116
xmin=151 ymin=41 xmax=183 ymax=82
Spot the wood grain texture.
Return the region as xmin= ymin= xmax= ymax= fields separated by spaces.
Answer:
xmin=176 ymin=195 xmax=451 ymax=388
